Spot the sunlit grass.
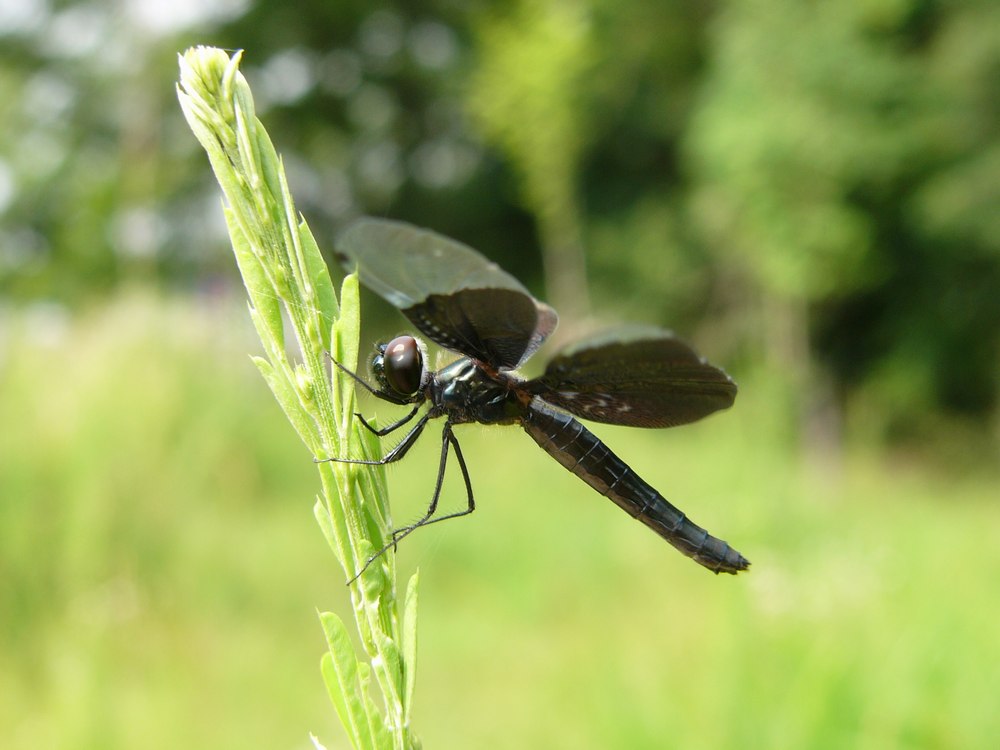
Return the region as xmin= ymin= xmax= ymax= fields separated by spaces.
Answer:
xmin=0 ymin=294 xmax=343 ymax=748
xmin=2 ymin=292 xmax=998 ymax=749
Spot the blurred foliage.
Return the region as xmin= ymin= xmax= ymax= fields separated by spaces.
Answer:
xmin=3 ymin=2 xmax=1000 ymax=746
xmin=3 ymin=0 xmax=998 ymax=451
xmin=684 ymin=0 xmax=1000 ymax=449
xmin=467 ymin=0 xmax=595 ymax=324
xmin=0 ymin=297 xmax=342 ymax=747
xmin=1 ymin=297 xmax=998 ymax=748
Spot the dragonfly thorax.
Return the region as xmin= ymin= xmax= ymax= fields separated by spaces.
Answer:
xmin=431 ymin=358 xmax=523 ymax=426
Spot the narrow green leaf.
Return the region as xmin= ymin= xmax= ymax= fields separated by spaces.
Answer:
xmin=312 ymin=497 xmax=339 ymax=558
xmin=251 ymin=355 xmax=321 ymax=450
xmin=319 ymin=612 xmax=377 ymax=750
xmin=225 ymin=208 xmax=283 ymax=347
xmin=379 ymin=634 xmax=403 ymax=700
xmin=300 ymin=219 xmax=339 ymax=347
xmin=354 ymin=539 xmax=386 ymax=594
xmin=350 ymin=663 xmax=392 ymax=750
xmin=319 ymin=654 xmax=351 ymax=744
xmin=401 ymin=571 xmax=420 ymax=724
xmin=353 ymin=662 xmax=392 ymax=750
xmin=365 ymin=693 xmax=395 ymax=750
xmin=333 ymin=274 xmax=360 ymax=365
xmin=332 ymin=273 xmax=362 ymax=433
xmin=253 ymin=117 xmax=285 ymax=207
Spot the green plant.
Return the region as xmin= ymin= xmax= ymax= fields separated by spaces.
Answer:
xmin=177 ymin=46 xmax=419 ymax=750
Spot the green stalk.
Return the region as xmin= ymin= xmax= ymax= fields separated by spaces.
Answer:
xmin=177 ymin=46 xmax=420 ymax=750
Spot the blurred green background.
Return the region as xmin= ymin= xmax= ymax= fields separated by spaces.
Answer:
xmin=2 ymin=1 xmax=999 ymax=748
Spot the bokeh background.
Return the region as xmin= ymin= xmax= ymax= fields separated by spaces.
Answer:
xmin=2 ymin=1 xmax=999 ymax=748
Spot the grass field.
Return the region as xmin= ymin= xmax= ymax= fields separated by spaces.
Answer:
xmin=2 ymin=293 xmax=998 ymax=749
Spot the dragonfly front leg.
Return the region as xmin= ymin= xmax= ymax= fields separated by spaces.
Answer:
xmin=355 ymin=403 xmax=421 ymax=437
xmin=327 ymin=351 xmax=412 ymax=406
xmin=315 ymin=412 xmax=432 ymax=466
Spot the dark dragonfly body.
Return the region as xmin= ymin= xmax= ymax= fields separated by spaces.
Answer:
xmin=329 ymin=218 xmax=749 ymax=577
xmin=522 ymin=402 xmax=747 ymax=573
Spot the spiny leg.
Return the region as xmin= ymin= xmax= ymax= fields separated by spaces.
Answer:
xmin=327 ymin=350 xmax=410 ymax=405
xmin=355 ymin=403 xmax=421 ymax=437
xmin=315 ymin=412 xmax=431 ymax=466
xmin=335 ymin=414 xmax=431 ymax=585
xmin=326 ymin=351 xmax=421 ymax=438
xmin=392 ymin=426 xmax=475 ymax=539
xmin=328 ymin=352 xmax=378 ymax=395
xmin=347 ymin=423 xmax=476 ymax=584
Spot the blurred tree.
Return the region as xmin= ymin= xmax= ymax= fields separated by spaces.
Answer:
xmin=1 ymin=0 xmax=997 ymax=455
xmin=0 ymin=1 xmax=254 ymax=301
xmin=684 ymin=0 xmax=1000 ymax=453
xmin=580 ymin=0 xmax=713 ymax=326
xmin=893 ymin=1 xmax=1000 ymax=442
xmin=0 ymin=1 xmax=495 ymax=304
xmin=466 ymin=0 xmax=595 ymax=331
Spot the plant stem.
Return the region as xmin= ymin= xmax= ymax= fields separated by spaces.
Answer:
xmin=177 ymin=46 xmax=419 ymax=750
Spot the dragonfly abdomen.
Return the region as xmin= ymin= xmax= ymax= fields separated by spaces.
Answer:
xmin=522 ymin=401 xmax=749 ymax=574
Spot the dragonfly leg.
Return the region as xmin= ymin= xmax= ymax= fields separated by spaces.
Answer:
xmin=390 ymin=423 xmax=476 ymax=545
xmin=315 ymin=412 xmax=431 ymax=466
xmin=327 ymin=351 xmax=378 ymax=394
xmin=346 ymin=421 xmax=472 ymax=585
xmin=355 ymin=403 xmax=421 ymax=437
xmin=327 ymin=350 xmax=411 ymax=405
xmin=329 ymin=350 xmax=422 ymax=437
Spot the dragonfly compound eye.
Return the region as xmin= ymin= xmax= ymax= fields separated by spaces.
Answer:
xmin=381 ymin=335 xmax=424 ymax=396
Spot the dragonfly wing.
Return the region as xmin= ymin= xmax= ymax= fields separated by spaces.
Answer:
xmin=336 ymin=218 xmax=557 ymax=368
xmin=527 ymin=326 xmax=736 ymax=428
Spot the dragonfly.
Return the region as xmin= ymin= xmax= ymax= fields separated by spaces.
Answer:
xmin=326 ymin=217 xmax=749 ymax=577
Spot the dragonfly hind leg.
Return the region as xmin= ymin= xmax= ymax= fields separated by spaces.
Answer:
xmin=338 ymin=421 xmax=476 ymax=585
xmin=389 ymin=421 xmax=476 ymax=545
